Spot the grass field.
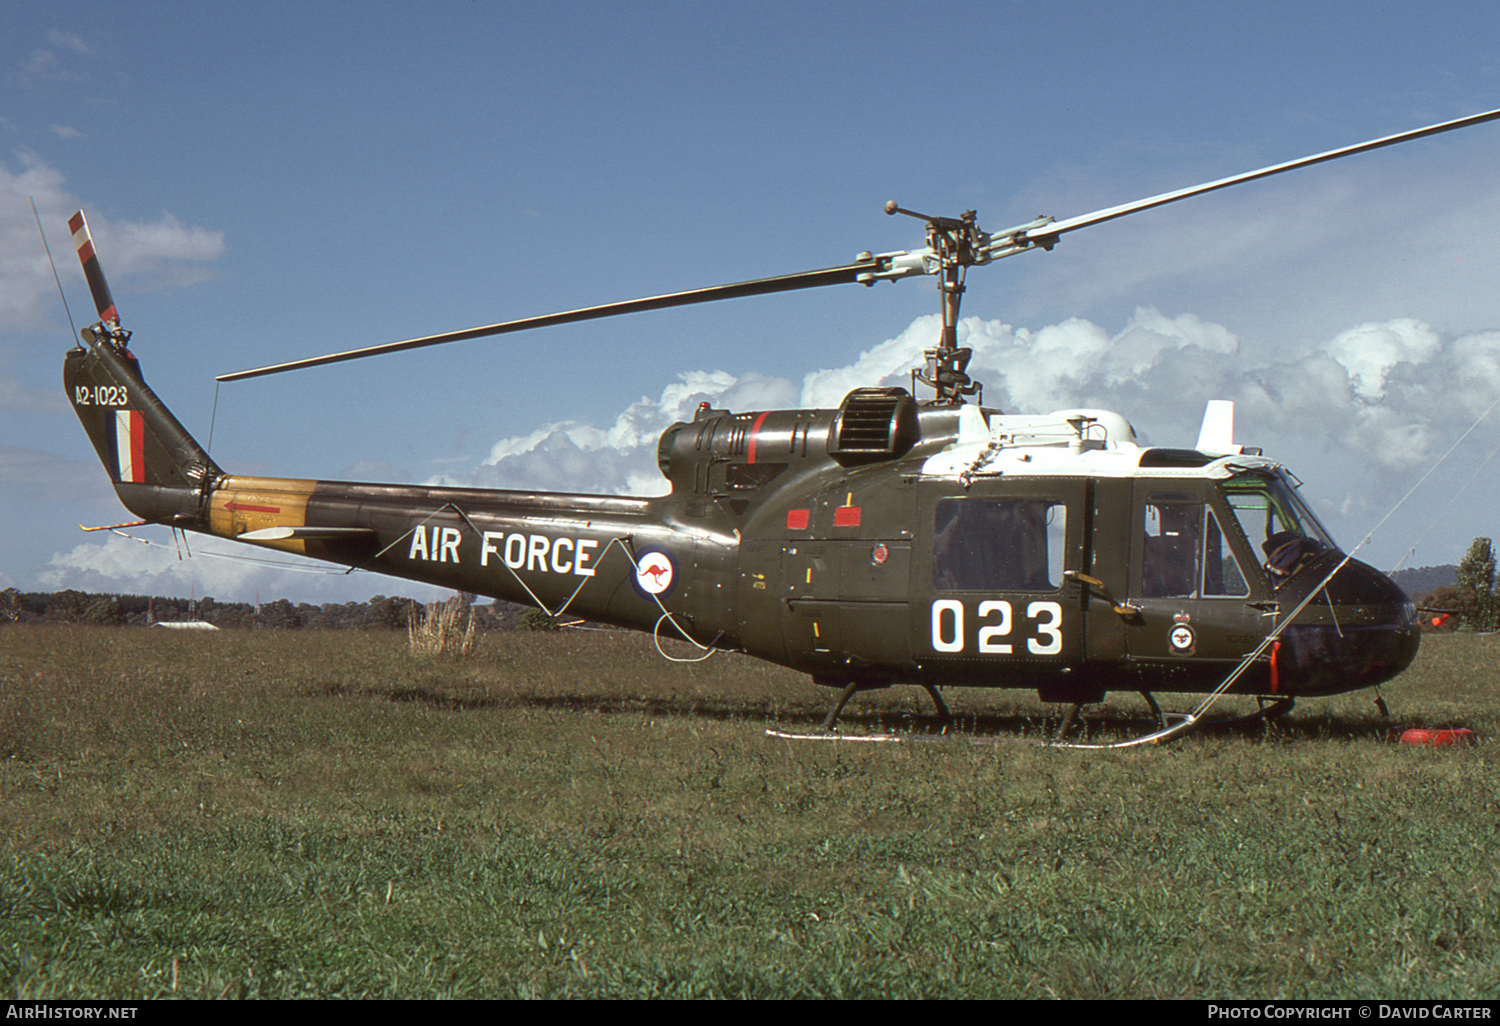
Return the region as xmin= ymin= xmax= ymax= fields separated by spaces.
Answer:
xmin=2 ymin=624 xmax=1498 ymax=999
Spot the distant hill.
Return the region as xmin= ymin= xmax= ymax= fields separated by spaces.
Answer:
xmin=1388 ymin=564 xmax=1456 ymax=599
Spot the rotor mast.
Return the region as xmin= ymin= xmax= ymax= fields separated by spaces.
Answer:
xmin=884 ymin=202 xmax=986 ymax=404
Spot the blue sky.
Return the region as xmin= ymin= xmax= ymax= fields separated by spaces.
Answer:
xmin=4 ymin=1 xmax=1500 ymax=603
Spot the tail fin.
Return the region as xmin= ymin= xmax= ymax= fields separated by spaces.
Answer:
xmin=63 ymin=209 xmax=221 ymax=524
xmin=66 ymin=334 xmax=222 ymax=524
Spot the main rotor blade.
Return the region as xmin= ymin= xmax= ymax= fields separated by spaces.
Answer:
xmin=220 ymin=105 xmax=1500 ymax=383
xmin=217 ymin=262 xmax=872 ymax=382
xmin=997 ymin=105 xmax=1500 ymax=253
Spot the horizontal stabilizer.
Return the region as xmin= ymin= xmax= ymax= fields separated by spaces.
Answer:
xmin=79 ymin=519 xmax=149 ymax=532
xmin=237 ymin=525 xmax=378 ymax=542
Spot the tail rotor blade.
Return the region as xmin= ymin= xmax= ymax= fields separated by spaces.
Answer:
xmin=68 ymin=210 xmax=119 ymax=325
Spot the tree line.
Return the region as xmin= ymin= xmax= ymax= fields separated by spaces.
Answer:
xmin=0 ymin=588 xmax=537 ymax=631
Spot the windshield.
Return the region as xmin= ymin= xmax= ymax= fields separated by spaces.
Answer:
xmin=1221 ymin=472 xmax=1336 ymax=562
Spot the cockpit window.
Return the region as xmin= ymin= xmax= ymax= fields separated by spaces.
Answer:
xmin=1222 ymin=473 xmax=1335 ymax=580
xmin=1224 ymin=475 xmax=1334 ymax=549
xmin=1141 ymin=491 xmax=1250 ymax=598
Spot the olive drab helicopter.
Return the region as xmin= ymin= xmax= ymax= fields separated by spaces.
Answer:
xmin=63 ymin=107 xmax=1500 ymax=739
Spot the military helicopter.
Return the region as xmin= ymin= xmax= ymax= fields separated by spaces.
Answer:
xmin=63 ymin=107 xmax=1500 ymax=738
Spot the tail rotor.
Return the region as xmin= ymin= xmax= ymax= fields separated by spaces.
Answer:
xmin=68 ymin=210 xmax=121 ymax=329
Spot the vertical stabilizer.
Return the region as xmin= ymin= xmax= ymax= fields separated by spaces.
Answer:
xmin=65 ymin=336 xmax=222 ymax=523
xmin=62 ymin=209 xmax=222 ymax=525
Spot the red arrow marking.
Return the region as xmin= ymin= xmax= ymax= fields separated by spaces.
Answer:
xmin=224 ymin=500 xmax=281 ymax=514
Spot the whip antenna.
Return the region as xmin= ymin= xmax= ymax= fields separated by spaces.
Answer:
xmin=32 ymin=198 xmax=78 ymax=344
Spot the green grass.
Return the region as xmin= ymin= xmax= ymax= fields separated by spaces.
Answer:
xmin=2 ymin=626 xmax=1498 ymax=998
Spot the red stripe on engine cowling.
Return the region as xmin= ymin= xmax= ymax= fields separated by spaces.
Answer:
xmin=745 ymin=411 xmax=770 ymax=465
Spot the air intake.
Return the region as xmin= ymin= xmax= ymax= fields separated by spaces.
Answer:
xmin=829 ymin=387 xmax=920 ymax=466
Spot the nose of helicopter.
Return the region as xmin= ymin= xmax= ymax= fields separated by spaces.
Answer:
xmin=1269 ymin=550 xmax=1421 ymax=697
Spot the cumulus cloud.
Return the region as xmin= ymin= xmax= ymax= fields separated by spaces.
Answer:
xmin=0 ymin=152 xmax=225 ymax=330
xmin=38 ymin=532 xmax=429 ymax=605
xmin=41 ymin=534 xmax=256 ymax=595
xmin=451 ymin=307 xmax=1500 ymax=491
xmin=102 ymin=212 xmax=225 ymax=281
xmin=443 ymin=369 xmax=799 ymax=496
xmin=1325 ymin=319 xmax=1441 ymax=403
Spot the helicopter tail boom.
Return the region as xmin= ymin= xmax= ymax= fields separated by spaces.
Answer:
xmin=59 ymin=208 xmax=721 ymax=636
xmin=66 ymin=333 xmax=719 ymax=634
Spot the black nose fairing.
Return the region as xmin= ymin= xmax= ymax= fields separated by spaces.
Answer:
xmin=1269 ymin=550 xmax=1420 ymax=696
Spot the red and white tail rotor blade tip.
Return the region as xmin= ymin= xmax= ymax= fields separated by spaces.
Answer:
xmin=68 ymin=210 xmax=119 ymax=325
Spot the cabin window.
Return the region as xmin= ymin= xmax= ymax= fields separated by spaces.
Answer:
xmin=1141 ymin=491 xmax=1249 ymax=599
xmin=932 ymin=497 xmax=1066 ymax=591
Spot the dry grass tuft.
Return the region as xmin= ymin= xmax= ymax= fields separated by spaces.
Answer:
xmin=406 ymin=597 xmax=476 ymax=657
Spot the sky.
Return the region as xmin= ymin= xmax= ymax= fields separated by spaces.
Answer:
xmin=4 ymin=0 xmax=1500 ymax=604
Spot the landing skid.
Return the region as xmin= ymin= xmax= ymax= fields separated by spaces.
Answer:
xmin=1053 ymin=691 xmax=1178 ymax=741
xmin=1052 ymin=693 xmax=1296 ymax=740
xmin=817 ymin=680 xmax=952 ymax=733
xmin=766 ymin=729 xmax=908 ymax=743
xmin=1049 ymin=693 xmax=1297 ymax=747
xmin=771 ymin=692 xmax=1299 ymax=747
xmin=763 ymin=728 xmax=1037 ymax=747
xmin=1199 ymin=695 xmax=1296 ymax=732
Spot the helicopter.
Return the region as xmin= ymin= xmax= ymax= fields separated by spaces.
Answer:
xmin=63 ymin=106 xmax=1500 ymax=738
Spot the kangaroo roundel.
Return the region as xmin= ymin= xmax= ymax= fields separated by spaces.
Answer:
xmin=633 ymin=548 xmax=676 ymax=598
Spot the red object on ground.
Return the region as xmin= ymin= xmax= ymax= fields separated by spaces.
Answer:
xmin=1398 ymin=728 xmax=1478 ymax=746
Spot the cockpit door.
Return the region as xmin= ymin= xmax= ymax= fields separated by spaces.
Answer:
xmin=1125 ymin=480 xmax=1269 ymax=670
